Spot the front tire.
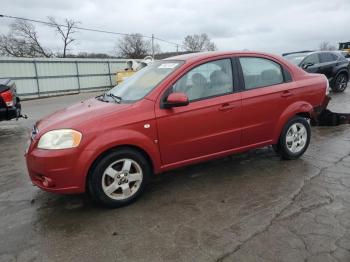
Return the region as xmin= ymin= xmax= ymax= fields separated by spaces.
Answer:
xmin=277 ymin=116 xmax=311 ymax=160
xmin=88 ymin=148 xmax=151 ymax=208
xmin=332 ymin=73 xmax=348 ymax=93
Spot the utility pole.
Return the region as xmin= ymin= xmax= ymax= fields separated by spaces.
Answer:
xmin=176 ymin=44 xmax=179 ymax=54
xmin=151 ymin=34 xmax=155 ymax=59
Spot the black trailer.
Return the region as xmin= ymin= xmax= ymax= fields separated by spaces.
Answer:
xmin=0 ymin=79 xmax=23 ymax=121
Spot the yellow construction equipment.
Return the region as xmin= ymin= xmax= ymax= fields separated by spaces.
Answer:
xmin=339 ymin=42 xmax=350 ymax=57
xmin=115 ymin=56 xmax=154 ymax=85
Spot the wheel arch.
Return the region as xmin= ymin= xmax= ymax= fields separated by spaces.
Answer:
xmin=85 ymin=144 xmax=155 ymax=192
xmin=80 ymin=127 xmax=162 ymax=192
xmin=272 ymin=101 xmax=313 ymax=144
xmin=335 ymin=69 xmax=349 ymax=79
xmin=296 ymin=111 xmax=311 ymax=119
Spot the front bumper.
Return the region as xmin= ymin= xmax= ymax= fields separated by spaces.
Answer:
xmin=25 ymin=141 xmax=94 ymax=194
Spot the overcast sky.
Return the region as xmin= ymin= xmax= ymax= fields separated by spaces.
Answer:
xmin=1 ymin=0 xmax=349 ymax=56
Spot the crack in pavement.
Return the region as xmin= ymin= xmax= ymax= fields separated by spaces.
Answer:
xmin=216 ymin=152 xmax=350 ymax=262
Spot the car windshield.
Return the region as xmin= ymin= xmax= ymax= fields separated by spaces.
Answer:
xmin=105 ymin=61 xmax=183 ymax=102
xmin=283 ymin=53 xmax=310 ymax=65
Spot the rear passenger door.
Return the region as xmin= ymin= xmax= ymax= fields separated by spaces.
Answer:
xmin=318 ymin=52 xmax=338 ymax=80
xmin=238 ymin=57 xmax=294 ymax=147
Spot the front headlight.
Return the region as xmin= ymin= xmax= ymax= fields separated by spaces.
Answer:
xmin=38 ymin=129 xmax=82 ymax=150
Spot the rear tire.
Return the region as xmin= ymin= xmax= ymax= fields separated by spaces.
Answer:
xmin=88 ymin=148 xmax=151 ymax=208
xmin=277 ymin=116 xmax=311 ymax=160
xmin=331 ymin=73 xmax=348 ymax=93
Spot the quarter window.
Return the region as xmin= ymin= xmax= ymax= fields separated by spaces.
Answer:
xmin=172 ymin=59 xmax=233 ymax=101
xmin=239 ymin=57 xmax=284 ymax=89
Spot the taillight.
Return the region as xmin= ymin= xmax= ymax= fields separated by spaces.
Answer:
xmin=0 ymin=90 xmax=14 ymax=107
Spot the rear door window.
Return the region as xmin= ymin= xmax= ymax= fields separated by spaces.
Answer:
xmin=319 ymin=53 xmax=337 ymax=63
xmin=239 ymin=57 xmax=284 ymax=90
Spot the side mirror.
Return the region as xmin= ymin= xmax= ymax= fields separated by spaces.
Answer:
xmin=302 ymin=62 xmax=314 ymax=69
xmin=163 ymin=92 xmax=189 ymax=108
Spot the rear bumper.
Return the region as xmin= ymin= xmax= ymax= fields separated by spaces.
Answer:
xmin=311 ymin=95 xmax=331 ymax=123
xmin=0 ymin=104 xmax=20 ymax=121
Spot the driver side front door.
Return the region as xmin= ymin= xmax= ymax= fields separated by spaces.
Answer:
xmin=155 ymin=58 xmax=242 ymax=167
xmin=302 ymin=53 xmax=322 ymax=74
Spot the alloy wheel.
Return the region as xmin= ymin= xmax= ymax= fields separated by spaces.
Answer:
xmin=336 ymin=74 xmax=348 ymax=92
xmin=285 ymin=123 xmax=308 ymax=154
xmin=101 ymin=158 xmax=143 ymax=200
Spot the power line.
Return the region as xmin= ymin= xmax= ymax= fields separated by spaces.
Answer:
xmin=0 ymin=14 xmax=184 ymax=48
xmin=154 ymin=36 xmax=183 ymax=47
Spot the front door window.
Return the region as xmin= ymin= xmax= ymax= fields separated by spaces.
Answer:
xmin=172 ymin=59 xmax=233 ymax=101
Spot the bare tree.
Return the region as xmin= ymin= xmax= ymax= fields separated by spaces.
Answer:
xmin=48 ymin=17 xmax=78 ymax=58
xmin=183 ymin=33 xmax=217 ymax=52
xmin=116 ymin=33 xmax=161 ymax=59
xmin=319 ymin=41 xmax=336 ymax=51
xmin=0 ymin=19 xmax=51 ymax=57
xmin=0 ymin=35 xmax=32 ymax=57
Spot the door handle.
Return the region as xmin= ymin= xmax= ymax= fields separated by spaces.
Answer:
xmin=218 ymin=103 xmax=236 ymax=111
xmin=281 ymin=91 xmax=293 ymax=98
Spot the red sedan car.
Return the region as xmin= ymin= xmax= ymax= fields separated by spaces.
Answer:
xmin=26 ymin=51 xmax=328 ymax=207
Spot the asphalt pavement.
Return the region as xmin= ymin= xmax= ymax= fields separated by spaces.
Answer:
xmin=1 ymin=89 xmax=350 ymax=262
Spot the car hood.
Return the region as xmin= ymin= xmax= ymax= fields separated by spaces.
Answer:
xmin=36 ymin=98 xmax=131 ymax=132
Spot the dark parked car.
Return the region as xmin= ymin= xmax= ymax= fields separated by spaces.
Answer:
xmin=338 ymin=50 xmax=350 ymax=59
xmin=0 ymin=79 xmax=22 ymax=121
xmin=283 ymin=51 xmax=350 ymax=92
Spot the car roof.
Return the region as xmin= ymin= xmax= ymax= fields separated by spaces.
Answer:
xmin=283 ymin=50 xmax=341 ymax=56
xmin=164 ymin=50 xmax=284 ymax=63
xmin=282 ymin=50 xmax=314 ymax=56
xmin=0 ymin=79 xmax=12 ymax=87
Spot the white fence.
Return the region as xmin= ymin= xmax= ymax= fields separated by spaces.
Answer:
xmin=0 ymin=57 xmax=133 ymax=98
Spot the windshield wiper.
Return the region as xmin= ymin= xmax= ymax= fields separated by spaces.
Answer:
xmin=96 ymin=94 xmax=107 ymax=102
xmin=105 ymin=93 xmax=122 ymax=103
